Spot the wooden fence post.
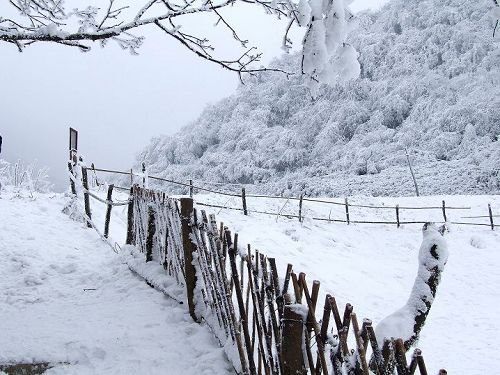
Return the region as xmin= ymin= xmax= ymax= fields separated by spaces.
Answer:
xmin=67 ymin=161 xmax=76 ymax=196
xmin=396 ymin=204 xmax=400 ymax=228
xmin=442 ymin=200 xmax=447 ymax=222
xmin=104 ymin=184 xmax=114 ymax=238
xmin=126 ymin=186 xmax=135 ymax=245
xmin=142 ymin=162 xmax=146 ymax=187
xmin=81 ymin=167 xmax=92 ymax=228
xmin=241 ymin=188 xmax=248 ymax=216
xmin=488 ymin=204 xmax=494 ymax=230
xmin=281 ymin=304 xmax=307 ymax=375
xmin=345 ymin=198 xmax=350 ymax=225
xmin=145 ymin=205 xmax=156 ymax=262
xmin=130 ymin=168 xmax=133 ymax=186
xmin=299 ymin=194 xmax=303 ymax=223
xmin=180 ymin=197 xmax=199 ymax=322
xmin=189 ymin=179 xmax=194 ymax=198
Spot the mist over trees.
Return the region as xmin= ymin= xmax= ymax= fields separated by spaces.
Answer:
xmin=138 ymin=0 xmax=500 ymax=196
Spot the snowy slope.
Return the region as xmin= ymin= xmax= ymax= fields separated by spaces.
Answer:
xmin=137 ymin=0 xmax=500 ymax=196
xmin=2 ymin=184 xmax=498 ymax=374
xmin=0 ymin=191 xmax=233 ymax=375
xmin=85 ymin=183 xmax=500 ymax=374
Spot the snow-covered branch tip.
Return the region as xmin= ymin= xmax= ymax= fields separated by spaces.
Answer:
xmin=1 ymin=0 xmax=359 ymax=87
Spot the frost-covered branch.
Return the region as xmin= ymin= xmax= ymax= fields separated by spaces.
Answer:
xmin=1 ymin=0 xmax=359 ymax=88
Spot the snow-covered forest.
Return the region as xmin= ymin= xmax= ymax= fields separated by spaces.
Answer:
xmin=138 ymin=0 xmax=500 ymax=197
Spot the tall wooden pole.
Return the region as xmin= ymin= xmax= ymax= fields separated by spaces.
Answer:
xmin=242 ymin=188 xmax=248 ymax=216
xmin=104 ymin=184 xmax=114 ymax=238
xmin=181 ymin=198 xmax=199 ymax=322
xmin=405 ymin=148 xmax=420 ymax=197
xmin=126 ymin=186 xmax=135 ymax=245
xmin=81 ymin=167 xmax=92 ymax=228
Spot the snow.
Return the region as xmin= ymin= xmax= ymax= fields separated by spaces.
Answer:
xmin=0 ymin=191 xmax=232 ymax=374
xmin=2 ymin=178 xmax=499 ymax=374
xmin=301 ymin=0 xmax=359 ymax=94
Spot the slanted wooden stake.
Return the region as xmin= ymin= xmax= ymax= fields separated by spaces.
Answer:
xmin=242 ymin=187 xmax=248 ymax=216
xmin=442 ymin=200 xmax=447 ymax=222
xmin=180 ymin=198 xmax=199 ymax=322
xmin=145 ymin=205 xmax=156 ymax=262
xmin=126 ymin=186 xmax=135 ymax=245
xmin=104 ymin=184 xmax=114 ymax=238
xmin=414 ymin=349 xmax=428 ymax=375
xmin=405 ymin=147 xmax=420 ymax=197
xmin=68 ymin=161 xmax=76 ymax=196
xmin=299 ymin=273 xmax=329 ymax=375
xmin=351 ymin=313 xmax=369 ymax=375
xmin=345 ymin=198 xmax=350 ymax=225
xmin=394 ymin=338 xmax=409 ymax=375
xmin=299 ymin=194 xmax=303 ymax=223
xmin=226 ymin=232 xmax=257 ymax=375
xmin=396 ymin=204 xmax=400 ymax=228
xmin=281 ymin=305 xmax=307 ymax=375
xmin=489 ymin=204 xmax=495 ymax=230
xmin=81 ymin=167 xmax=92 ymax=228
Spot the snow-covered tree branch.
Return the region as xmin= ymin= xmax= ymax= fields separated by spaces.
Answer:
xmin=0 ymin=0 xmax=359 ymax=86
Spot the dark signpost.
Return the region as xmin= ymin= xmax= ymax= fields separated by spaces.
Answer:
xmin=69 ymin=127 xmax=78 ymax=162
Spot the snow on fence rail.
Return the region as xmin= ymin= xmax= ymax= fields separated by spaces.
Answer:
xmin=89 ymin=165 xmax=498 ymax=231
xmin=69 ymin=161 xmax=447 ymax=375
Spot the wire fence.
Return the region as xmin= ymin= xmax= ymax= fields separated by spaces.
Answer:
xmin=88 ymin=164 xmax=498 ymax=231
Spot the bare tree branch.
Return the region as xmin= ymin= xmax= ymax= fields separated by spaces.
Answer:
xmin=0 ymin=0 xmax=358 ymax=84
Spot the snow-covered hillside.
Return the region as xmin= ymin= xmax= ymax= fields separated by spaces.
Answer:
xmin=137 ymin=0 xmax=500 ymax=197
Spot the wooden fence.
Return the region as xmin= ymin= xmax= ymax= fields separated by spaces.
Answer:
xmin=89 ymin=164 xmax=498 ymax=231
xmin=127 ymin=184 xmax=444 ymax=375
xmin=69 ymin=157 xmax=447 ymax=375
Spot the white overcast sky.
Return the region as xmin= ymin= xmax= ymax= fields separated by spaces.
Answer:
xmin=0 ymin=0 xmax=389 ymax=191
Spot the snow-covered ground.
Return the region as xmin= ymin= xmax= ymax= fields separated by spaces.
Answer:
xmin=2 ymin=186 xmax=499 ymax=374
xmin=0 ymin=191 xmax=233 ymax=374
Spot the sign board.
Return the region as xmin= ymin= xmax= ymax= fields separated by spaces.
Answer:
xmin=69 ymin=127 xmax=78 ymax=163
xmin=69 ymin=127 xmax=78 ymax=152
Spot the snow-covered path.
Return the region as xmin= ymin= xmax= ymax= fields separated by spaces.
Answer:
xmin=0 ymin=193 xmax=233 ymax=374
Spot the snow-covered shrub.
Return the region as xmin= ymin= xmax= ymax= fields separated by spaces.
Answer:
xmin=0 ymin=159 xmax=53 ymax=193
